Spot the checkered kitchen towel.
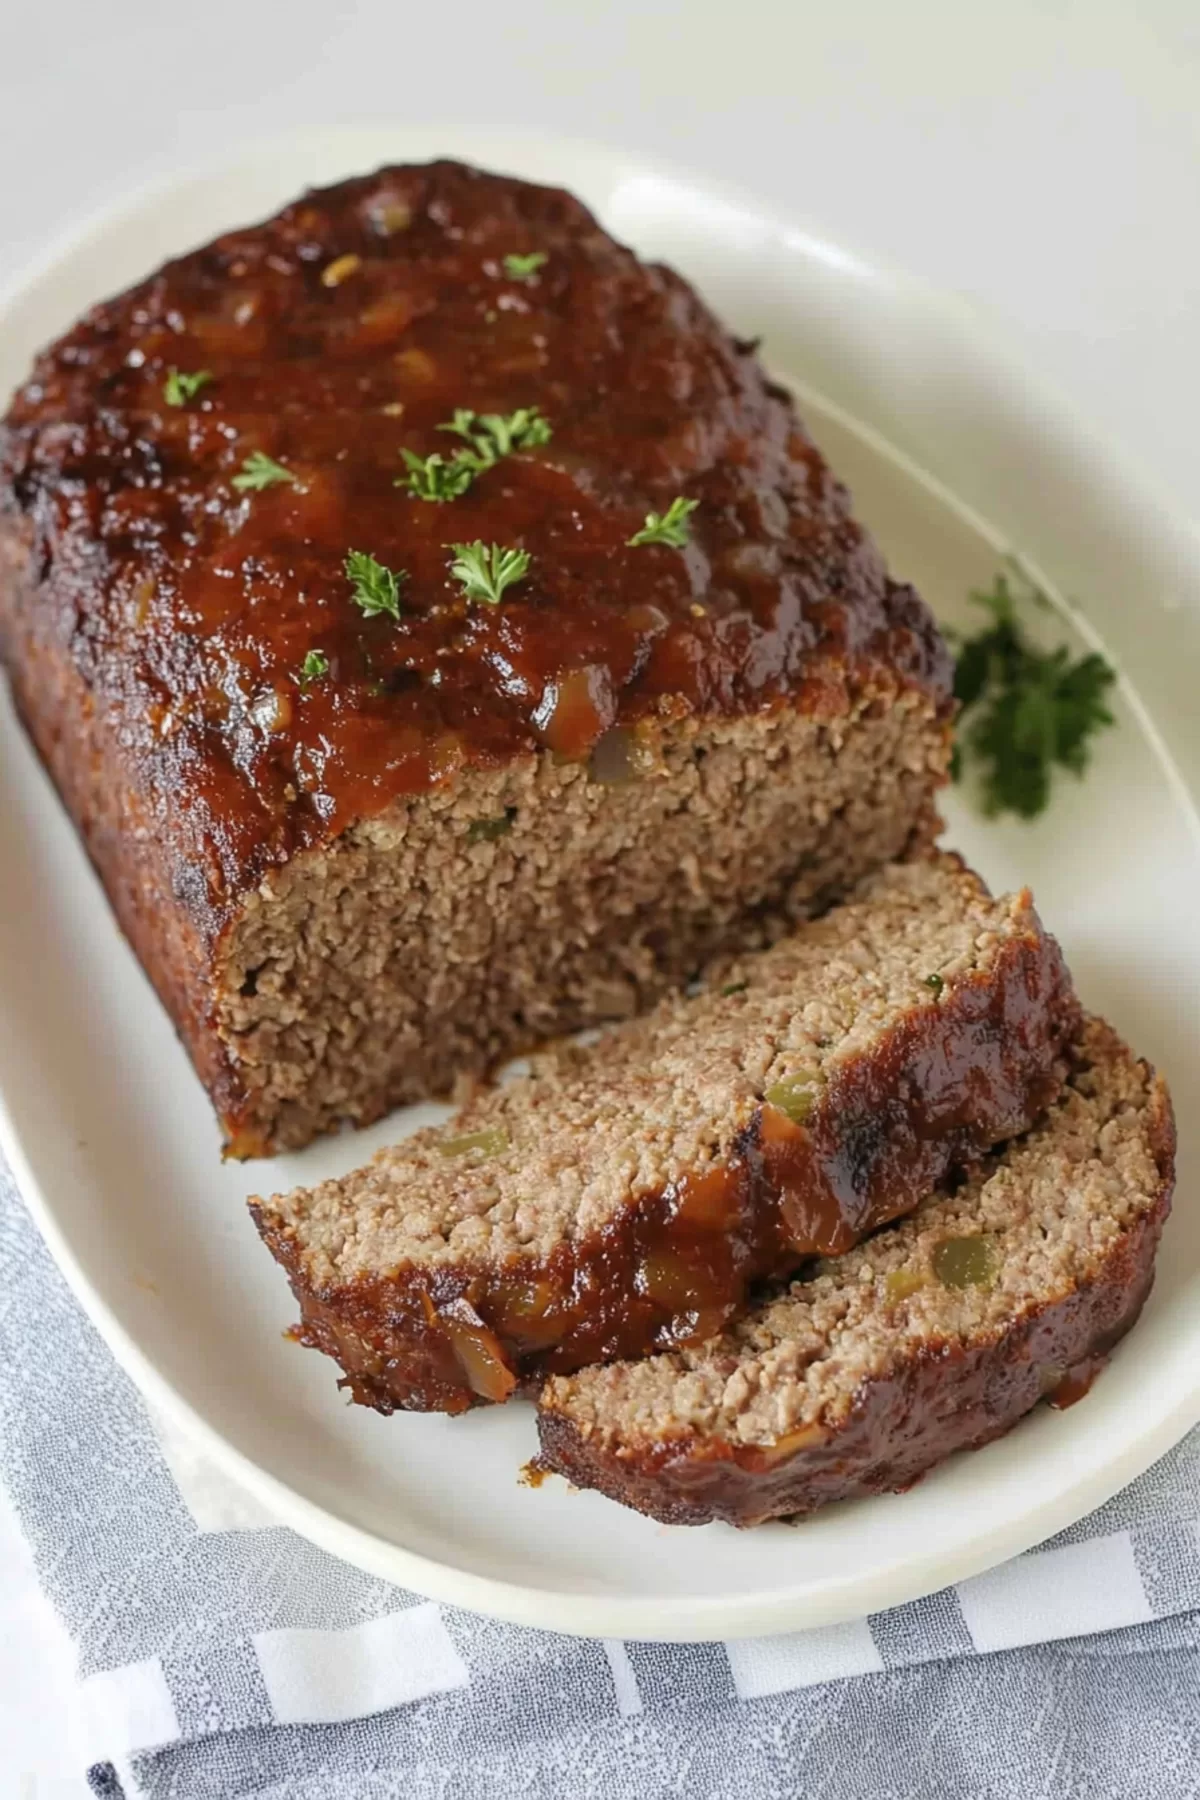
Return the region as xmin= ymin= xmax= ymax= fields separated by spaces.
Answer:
xmin=5 ymin=1161 xmax=1200 ymax=1800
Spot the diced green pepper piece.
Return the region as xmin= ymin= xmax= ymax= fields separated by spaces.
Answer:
xmin=763 ymin=1071 xmax=819 ymax=1126
xmin=468 ymin=810 xmax=515 ymax=843
xmin=885 ymin=1264 xmax=926 ymax=1302
xmin=932 ymin=1234 xmax=996 ymax=1290
xmin=437 ymin=1126 xmax=510 ymax=1159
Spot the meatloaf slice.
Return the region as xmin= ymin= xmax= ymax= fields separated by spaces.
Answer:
xmin=251 ymin=855 xmax=1078 ymax=1413
xmin=536 ymin=1016 xmax=1174 ymax=1527
xmin=0 ymin=159 xmax=951 ymax=1158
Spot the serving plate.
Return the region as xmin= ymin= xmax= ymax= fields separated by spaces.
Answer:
xmin=1 ymin=126 xmax=1198 ymax=1643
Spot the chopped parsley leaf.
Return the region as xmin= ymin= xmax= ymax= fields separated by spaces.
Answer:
xmin=398 ymin=448 xmax=476 ymax=503
xmin=502 ymin=251 xmax=548 ymax=280
xmin=951 ymin=567 xmax=1117 ymax=820
xmin=468 ymin=809 xmax=517 ymax=843
xmin=232 ymin=450 xmax=297 ymax=492
xmin=627 ymin=495 xmax=698 ymax=549
xmin=344 ymin=549 xmax=406 ymax=621
xmin=163 ymin=368 xmax=212 ymax=407
xmin=448 ymin=540 xmax=531 ymax=606
xmin=439 ymin=406 xmax=553 ymax=467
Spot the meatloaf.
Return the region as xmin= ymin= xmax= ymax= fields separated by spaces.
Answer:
xmin=251 ymin=855 xmax=1078 ymax=1413
xmin=0 ymin=159 xmax=952 ymax=1157
xmin=536 ymin=1016 xmax=1174 ymax=1527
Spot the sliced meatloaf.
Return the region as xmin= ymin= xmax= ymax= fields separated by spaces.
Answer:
xmin=0 ymin=159 xmax=952 ymax=1158
xmin=537 ymin=1016 xmax=1174 ymax=1527
xmin=251 ymin=855 xmax=1078 ymax=1413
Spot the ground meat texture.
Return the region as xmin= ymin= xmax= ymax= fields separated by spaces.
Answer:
xmin=536 ymin=1017 xmax=1175 ymax=1527
xmin=0 ymin=160 xmax=952 ymax=1157
xmin=251 ymin=856 xmax=1078 ymax=1413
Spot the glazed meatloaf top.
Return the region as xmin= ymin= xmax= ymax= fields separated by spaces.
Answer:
xmin=537 ymin=1015 xmax=1175 ymax=1525
xmin=0 ymin=159 xmax=950 ymax=952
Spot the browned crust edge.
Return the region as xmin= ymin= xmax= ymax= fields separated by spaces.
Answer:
xmin=251 ymin=918 xmax=1080 ymax=1413
xmin=534 ymin=1064 xmax=1177 ymax=1527
xmin=0 ymin=512 xmax=244 ymax=1128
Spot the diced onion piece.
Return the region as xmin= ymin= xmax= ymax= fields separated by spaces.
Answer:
xmin=370 ymin=198 xmax=413 ymax=236
xmin=759 ymin=1422 xmax=826 ymax=1466
xmin=533 ymin=665 xmax=612 ymax=760
xmin=588 ymin=726 xmax=654 ymax=786
xmin=352 ymin=294 xmax=418 ymax=348
xmin=432 ymin=1296 xmax=518 ymax=1403
xmin=669 ymin=1166 xmax=741 ymax=1232
xmin=250 ymin=686 xmax=293 ymax=735
xmin=495 ymin=1278 xmax=561 ymax=1348
xmin=393 ymin=347 xmax=437 ymax=384
xmin=322 ymin=253 xmax=362 ymax=288
xmin=663 ymin=1305 xmax=731 ymax=1348
xmin=638 ymin=1251 xmax=723 ymax=1315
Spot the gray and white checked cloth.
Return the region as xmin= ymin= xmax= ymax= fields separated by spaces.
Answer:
xmin=5 ymin=1158 xmax=1200 ymax=1800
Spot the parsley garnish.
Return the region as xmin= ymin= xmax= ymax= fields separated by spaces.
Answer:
xmin=448 ymin=541 xmax=531 ymax=606
xmin=439 ymin=407 xmax=553 ymax=467
xmin=627 ymin=496 xmax=698 ymax=549
xmin=951 ymin=568 xmax=1116 ymax=820
xmin=299 ymin=649 xmax=329 ymax=683
xmin=398 ymin=449 xmax=476 ymax=503
xmin=344 ymin=550 xmax=406 ymax=621
xmin=232 ymin=450 xmax=297 ymax=492
xmin=502 ymin=251 xmax=548 ymax=281
xmin=398 ymin=408 xmax=553 ymax=501
xmin=163 ymin=368 xmax=212 ymax=407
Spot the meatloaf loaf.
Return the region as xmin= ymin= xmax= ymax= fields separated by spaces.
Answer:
xmin=251 ymin=855 xmax=1078 ymax=1413
xmin=0 ymin=159 xmax=952 ymax=1157
xmin=536 ymin=1016 xmax=1175 ymax=1527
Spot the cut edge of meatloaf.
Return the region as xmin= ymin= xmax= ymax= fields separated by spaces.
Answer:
xmin=536 ymin=1015 xmax=1175 ymax=1528
xmin=0 ymin=158 xmax=953 ymax=1160
xmin=251 ymin=853 xmax=1079 ymax=1414
xmin=215 ymin=692 xmax=947 ymax=1156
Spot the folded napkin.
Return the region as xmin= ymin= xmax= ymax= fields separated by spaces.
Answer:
xmin=3 ymin=1159 xmax=1200 ymax=1800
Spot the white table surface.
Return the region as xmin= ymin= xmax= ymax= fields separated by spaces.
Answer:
xmin=2 ymin=1 xmax=1199 ymax=1791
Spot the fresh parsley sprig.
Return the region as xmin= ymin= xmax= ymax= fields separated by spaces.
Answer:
xmin=448 ymin=541 xmax=531 ymax=606
xmin=398 ymin=407 xmax=553 ymax=502
xmin=399 ymin=449 xmax=476 ymax=503
xmin=951 ymin=568 xmax=1116 ymax=820
xmin=440 ymin=406 xmax=552 ymax=466
xmin=299 ymin=649 xmax=329 ymax=683
xmin=627 ymin=496 xmax=698 ymax=549
xmin=502 ymin=251 xmax=548 ymax=281
xmin=163 ymin=368 xmax=212 ymax=408
xmin=345 ymin=550 xmax=406 ymax=621
xmin=232 ymin=450 xmax=297 ymax=492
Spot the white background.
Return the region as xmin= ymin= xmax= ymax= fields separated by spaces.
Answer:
xmin=2 ymin=1 xmax=1199 ymax=1792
